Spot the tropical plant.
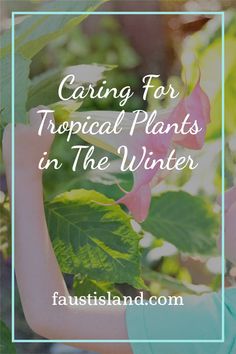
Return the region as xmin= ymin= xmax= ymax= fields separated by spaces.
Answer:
xmin=0 ymin=3 xmax=224 ymax=338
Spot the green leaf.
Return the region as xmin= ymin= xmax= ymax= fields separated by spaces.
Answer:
xmin=27 ymin=68 xmax=62 ymax=109
xmin=142 ymin=191 xmax=219 ymax=255
xmin=0 ymin=321 xmax=16 ymax=354
xmin=79 ymin=163 xmax=133 ymax=201
xmin=73 ymin=276 xmax=122 ymax=298
xmin=0 ymin=201 xmax=11 ymax=260
xmin=0 ymin=0 xmax=108 ymax=60
xmin=27 ymin=64 xmax=114 ymax=111
xmin=181 ymin=13 xmax=236 ymax=139
xmin=0 ymin=0 xmax=108 ymax=125
xmin=45 ymin=189 xmax=144 ymax=289
xmin=0 ymin=54 xmax=31 ymax=125
xmin=142 ymin=269 xmax=210 ymax=295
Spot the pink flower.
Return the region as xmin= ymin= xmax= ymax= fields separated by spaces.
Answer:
xmin=74 ymin=77 xmax=211 ymax=222
xmin=117 ymin=130 xmax=173 ymax=222
xmin=117 ymin=79 xmax=211 ymax=222
xmin=168 ymin=78 xmax=211 ymax=150
xmin=118 ymin=184 xmax=152 ymax=223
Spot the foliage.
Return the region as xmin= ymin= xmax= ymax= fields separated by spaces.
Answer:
xmin=0 ymin=321 xmax=16 ymax=354
xmin=29 ymin=16 xmax=142 ymax=112
xmin=182 ymin=11 xmax=236 ymax=139
xmin=0 ymin=1 xmax=225 ymax=306
xmin=45 ymin=189 xmax=144 ymax=289
xmin=143 ymin=269 xmax=205 ymax=295
xmin=0 ymin=0 xmax=108 ymax=124
xmin=142 ymin=191 xmax=219 ymax=255
xmin=73 ymin=276 xmax=122 ymax=298
xmin=0 ymin=194 xmax=11 ymax=259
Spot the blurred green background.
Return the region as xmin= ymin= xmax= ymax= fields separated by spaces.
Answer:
xmin=0 ymin=1 xmax=236 ymax=353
